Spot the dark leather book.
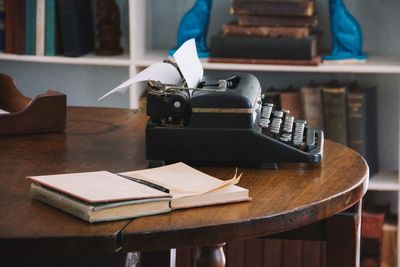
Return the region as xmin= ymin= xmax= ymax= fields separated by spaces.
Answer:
xmin=4 ymin=0 xmax=16 ymax=53
xmin=231 ymin=0 xmax=314 ymax=16
xmin=208 ymin=56 xmax=321 ymax=66
xmin=210 ymin=33 xmax=318 ymax=60
xmin=58 ymin=0 xmax=94 ymax=57
xmin=321 ymin=84 xmax=348 ymax=145
xmin=222 ymin=22 xmax=309 ymax=38
xmin=14 ymin=0 xmax=25 ymax=54
xmin=238 ymin=14 xmax=318 ymax=27
xmin=347 ymin=86 xmax=378 ymax=175
xmin=361 ymin=205 xmax=387 ymax=267
xmin=0 ymin=0 xmax=4 ymax=51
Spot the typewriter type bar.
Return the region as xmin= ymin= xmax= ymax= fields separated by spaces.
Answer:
xmin=145 ymin=72 xmax=324 ymax=168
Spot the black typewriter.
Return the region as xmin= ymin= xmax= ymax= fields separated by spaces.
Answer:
xmin=145 ymin=71 xmax=324 ymax=168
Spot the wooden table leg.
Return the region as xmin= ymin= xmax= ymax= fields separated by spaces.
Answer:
xmin=194 ymin=243 xmax=226 ymax=267
xmin=326 ymin=201 xmax=362 ymax=267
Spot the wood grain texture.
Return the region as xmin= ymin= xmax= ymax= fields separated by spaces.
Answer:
xmin=0 ymin=107 xmax=145 ymax=254
xmin=0 ymin=107 xmax=368 ymax=259
xmin=121 ymin=134 xmax=368 ymax=251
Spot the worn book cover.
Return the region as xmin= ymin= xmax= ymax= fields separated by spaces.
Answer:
xmin=58 ymin=0 xmax=94 ymax=57
xmin=231 ymin=1 xmax=314 ymax=16
xmin=28 ymin=163 xmax=250 ymax=222
xmin=14 ymin=0 xmax=25 ymax=54
xmin=380 ymin=215 xmax=397 ymax=267
xmin=210 ymin=33 xmax=318 ymax=60
xmin=300 ymin=83 xmax=324 ymax=129
xmin=4 ymin=0 xmax=16 ymax=53
xmin=25 ymin=0 xmax=36 ymax=55
xmin=280 ymin=89 xmax=303 ymax=119
xmin=347 ymin=86 xmax=378 ymax=175
xmin=238 ymin=14 xmax=318 ymax=27
xmin=222 ymin=22 xmax=309 ymax=38
xmin=322 ymin=85 xmax=348 ymax=145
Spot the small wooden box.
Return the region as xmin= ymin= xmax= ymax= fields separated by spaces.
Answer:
xmin=0 ymin=73 xmax=66 ymax=135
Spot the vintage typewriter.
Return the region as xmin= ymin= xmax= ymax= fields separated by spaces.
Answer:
xmin=145 ymin=70 xmax=324 ymax=168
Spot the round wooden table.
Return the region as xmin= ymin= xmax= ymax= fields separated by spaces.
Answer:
xmin=0 ymin=107 xmax=369 ymax=267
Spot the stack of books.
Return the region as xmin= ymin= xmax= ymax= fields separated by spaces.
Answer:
xmin=264 ymin=80 xmax=379 ymax=175
xmin=2 ymin=0 xmax=94 ymax=57
xmin=209 ymin=0 xmax=320 ymax=65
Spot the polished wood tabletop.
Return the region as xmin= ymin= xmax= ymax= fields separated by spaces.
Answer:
xmin=0 ymin=107 xmax=369 ymax=262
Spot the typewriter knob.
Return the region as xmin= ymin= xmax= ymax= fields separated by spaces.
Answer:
xmin=167 ymin=92 xmax=190 ymax=113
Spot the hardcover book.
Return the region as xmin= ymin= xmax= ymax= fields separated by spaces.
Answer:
xmin=210 ymin=33 xmax=318 ymax=60
xmin=14 ymin=0 xmax=25 ymax=54
xmin=300 ymin=83 xmax=324 ymax=129
xmin=58 ymin=0 xmax=94 ymax=57
xmin=44 ymin=0 xmax=56 ymax=56
xmin=280 ymin=89 xmax=303 ymax=119
xmin=28 ymin=163 xmax=250 ymax=222
xmin=4 ymin=0 xmax=16 ymax=53
xmin=321 ymin=85 xmax=348 ymax=145
xmin=231 ymin=1 xmax=314 ymax=16
xmin=222 ymin=22 xmax=309 ymax=38
xmin=35 ymin=0 xmax=45 ymax=55
xmin=25 ymin=0 xmax=36 ymax=55
xmin=347 ymin=86 xmax=378 ymax=175
xmin=0 ymin=0 xmax=4 ymax=51
xmin=237 ymin=14 xmax=318 ymax=27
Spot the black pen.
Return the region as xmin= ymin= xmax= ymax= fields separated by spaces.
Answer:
xmin=117 ymin=174 xmax=170 ymax=193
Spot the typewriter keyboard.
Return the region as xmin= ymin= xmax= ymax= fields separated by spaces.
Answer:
xmin=259 ymin=102 xmax=317 ymax=151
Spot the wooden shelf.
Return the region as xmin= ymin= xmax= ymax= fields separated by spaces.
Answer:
xmin=0 ymin=52 xmax=131 ymax=67
xmin=135 ymin=50 xmax=400 ymax=74
xmin=368 ymin=171 xmax=399 ymax=191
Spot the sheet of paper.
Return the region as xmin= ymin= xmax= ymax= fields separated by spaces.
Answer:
xmin=98 ymin=62 xmax=182 ymax=100
xmin=173 ymin=38 xmax=204 ymax=88
xmin=121 ymin=162 xmax=241 ymax=199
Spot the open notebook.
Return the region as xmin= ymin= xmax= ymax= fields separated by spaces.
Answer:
xmin=27 ymin=163 xmax=250 ymax=223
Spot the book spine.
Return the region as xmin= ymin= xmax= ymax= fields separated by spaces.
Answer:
xmin=280 ymin=90 xmax=303 ymax=119
xmin=30 ymin=183 xmax=92 ymax=222
xmin=44 ymin=0 xmax=55 ymax=56
xmin=4 ymin=0 xmax=15 ymax=53
xmin=0 ymin=0 xmax=4 ymax=51
xmin=58 ymin=0 xmax=94 ymax=57
xmin=238 ymin=14 xmax=318 ymax=27
xmin=380 ymin=218 xmax=397 ymax=267
xmin=322 ymin=87 xmax=348 ymax=145
xmin=361 ymin=205 xmax=387 ymax=266
xmin=25 ymin=0 xmax=36 ymax=55
xmin=210 ymin=34 xmax=317 ymax=60
xmin=222 ymin=23 xmax=309 ymax=38
xmin=300 ymin=85 xmax=324 ymax=129
xmin=347 ymin=87 xmax=378 ymax=175
xmin=35 ymin=0 xmax=45 ymax=55
xmin=14 ymin=0 xmax=26 ymax=54
xmin=231 ymin=1 xmax=314 ymax=16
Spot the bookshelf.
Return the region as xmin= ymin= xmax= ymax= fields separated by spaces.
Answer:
xmin=0 ymin=0 xmax=399 ymax=264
